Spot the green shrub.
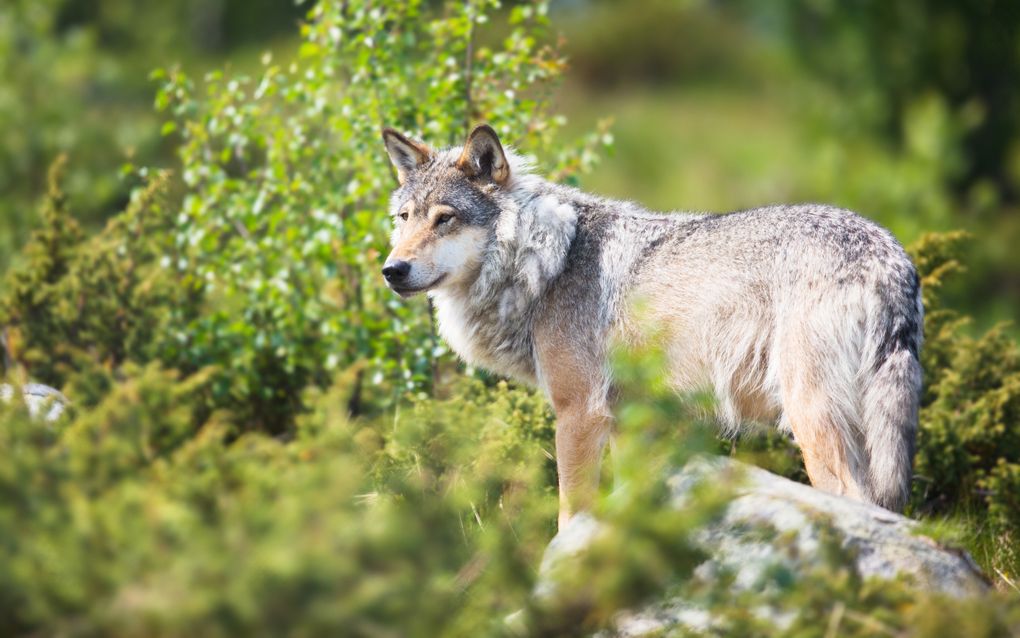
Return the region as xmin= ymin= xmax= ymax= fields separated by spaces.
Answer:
xmin=0 ymin=157 xmax=189 ymax=407
xmin=148 ymin=0 xmax=609 ymax=430
xmin=0 ymin=0 xmax=1019 ymax=634
xmin=909 ymin=232 xmax=1020 ymax=575
xmin=2 ymin=0 xmax=610 ymax=431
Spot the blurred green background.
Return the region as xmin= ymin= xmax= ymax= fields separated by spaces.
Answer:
xmin=2 ymin=0 xmax=1017 ymax=334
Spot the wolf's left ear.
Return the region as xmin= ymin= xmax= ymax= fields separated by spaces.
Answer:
xmin=382 ymin=128 xmax=432 ymax=185
xmin=457 ymin=124 xmax=510 ymax=186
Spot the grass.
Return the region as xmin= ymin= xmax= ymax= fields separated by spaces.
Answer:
xmin=913 ymin=509 xmax=1020 ymax=593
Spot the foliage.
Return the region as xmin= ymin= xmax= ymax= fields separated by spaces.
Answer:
xmin=148 ymin=0 xmax=608 ymax=431
xmin=0 ymin=368 xmax=548 ymax=636
xmin=0 ymin=156 xmax=84 ymax=380
xmin=1 ymin=323 xmax=1019 ymax=636
xmin=0 ymin=0 xmax=306 ymax=271
xmin=909 ymin=232 xmax=1020 ymax=574
xmin=0 ymin=157 xmax=193 ymax=412
xmin=746 ymin=0 xmax=1020 ymax=203
xmin=1 ymin=0 xmax=1020 ymax=635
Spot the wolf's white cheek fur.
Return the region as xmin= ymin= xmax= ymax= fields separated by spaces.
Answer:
xmin=429 ymin=227 xmax=489 ymax=287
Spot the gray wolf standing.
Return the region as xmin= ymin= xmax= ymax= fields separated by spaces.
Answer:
xmin=381 ymin=124 xmax=922 ymax=528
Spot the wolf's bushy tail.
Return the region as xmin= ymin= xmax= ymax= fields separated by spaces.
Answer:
xmin=859 ymin=276 xmax=923 ymax=512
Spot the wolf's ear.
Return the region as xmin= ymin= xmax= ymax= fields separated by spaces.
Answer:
xmin=382 ymin=128 xmax=432 ymax=185
xmin=457 ymin=124 xmax=510 ymax=186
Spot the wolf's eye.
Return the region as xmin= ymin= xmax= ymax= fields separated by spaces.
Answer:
xmin=399 ymin=212 xmax=409 ymax=221
xmin=436 ymin=213 xmax=455 ymax=226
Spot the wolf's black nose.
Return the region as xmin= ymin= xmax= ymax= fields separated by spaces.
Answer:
xmin=382 ymin=260 xmax=411 ymax=283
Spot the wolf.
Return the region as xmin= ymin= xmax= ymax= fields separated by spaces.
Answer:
xmin=381 ymin=124 xmax=923 ymax=529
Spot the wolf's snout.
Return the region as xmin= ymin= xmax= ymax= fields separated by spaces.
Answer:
xmin=382 ymin=259 xmax=412 ymax=284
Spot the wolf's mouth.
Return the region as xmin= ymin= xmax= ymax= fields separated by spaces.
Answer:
xmin=389 ymin=273 xmax=447 ymax=297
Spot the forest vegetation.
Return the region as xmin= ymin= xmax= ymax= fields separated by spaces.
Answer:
xmin=1 ymin=1 xmax=1019 ymax=635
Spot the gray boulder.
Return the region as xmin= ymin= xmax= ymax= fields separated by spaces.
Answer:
xmin=0 ymin=383 xmax=67 ymax=422
xmin=537 ymin=455 xmax=988 ymax=636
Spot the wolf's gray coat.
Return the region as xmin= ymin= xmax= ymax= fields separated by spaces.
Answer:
xmin=383 ymin=126 xmax=922 ymax=514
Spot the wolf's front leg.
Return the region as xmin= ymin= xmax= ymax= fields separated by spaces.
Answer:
xmin=534 ymin=320 xmax=612 ymax=530
xmin=555 ymin=407 xmax=612 ymax=529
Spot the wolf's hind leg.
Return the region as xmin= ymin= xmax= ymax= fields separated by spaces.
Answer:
xmin=781 ymin=379 xmax=866 ymax=502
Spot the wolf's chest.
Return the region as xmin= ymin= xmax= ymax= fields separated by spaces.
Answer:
xmin=433 ymin=296 xmax=481 ymax=363
xmin=430 ymin=291 xmax=536 ymax=382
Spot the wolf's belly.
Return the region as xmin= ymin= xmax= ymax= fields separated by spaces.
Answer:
xmin=665 ymin=362 xmax=782 ymax=429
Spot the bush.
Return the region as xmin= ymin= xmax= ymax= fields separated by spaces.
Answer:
xmin=0 ymin=158 xmax=189 ymax=404
xmin=2 ymin=0 xmax=610 ymax=430
xmin=147 ymin=0 xmax=608 ymax=430
xmin=1 ymin=0 xmax=1019 ymax=634
xmin=909 ymin=232 xmax=1020 ymax=573
xmin=0 ymin=0 xmax=310 ymax=272
xmin=2 ymin=319 xmax=1018 ymax=636
xmin=0 ymin=370 xmax=552 ymax=636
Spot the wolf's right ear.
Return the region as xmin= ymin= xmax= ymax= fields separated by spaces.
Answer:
xmin=457 ymin=124 xmax=510 ymax=186
xmin=382 ymin=128 xmax=432 ymax=185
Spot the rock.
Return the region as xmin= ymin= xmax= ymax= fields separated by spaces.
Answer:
xmin=536 ymin=455 xmax=989 ymax=636
xmin=0 ymin=383 xmax=67 ymax=422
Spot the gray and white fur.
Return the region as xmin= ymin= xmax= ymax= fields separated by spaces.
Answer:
xmin=381 ymin=125 xmax=922 ymax=525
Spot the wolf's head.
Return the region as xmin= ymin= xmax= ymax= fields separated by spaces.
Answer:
xmin=380 ymin=125 xmax=512 ymax=297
